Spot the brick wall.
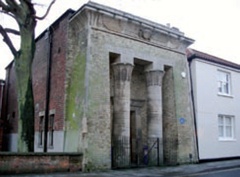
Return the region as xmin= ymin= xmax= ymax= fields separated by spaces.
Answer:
xmin=49 ymin=15 xmax=70 ymax=131
xmin=0 ymin=79 xmax=5 ymax=150
xmin=32 ymin=32 xmax=48 ymax=130
xmin=0 ymin=153 xmax=82 ymax=174
xmin=0 ymin=79 xmax=4 ymax=118
xmin=1 ymin=10 xmax=73 ymax=152
xmin=3 ymin=64 xmax=18 ymax=135
xmin=33 ymin=15 xmax=70 ymax=132
xmin=32 ymin=11 xmax=72 ymax=151
xmin=1 ymin=63 xmax=19 ymax=151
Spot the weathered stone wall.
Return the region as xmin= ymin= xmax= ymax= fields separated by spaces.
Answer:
xmin=64 ymin=11 xmax=88 ymax=153
xmin=162 ymin=67 xmax=178 ymax=165
xmin=85 ymin=13 xmax=112 ymax=170
xmin=66 ymin=2 xmax=197 ymax=170
xmin=173 ymin=57 xmax=198 ymax=163
xmin=0 ymin=153 xmax=82 ymax=174
xmin=87 ymin=8 xmax=197 ymax=165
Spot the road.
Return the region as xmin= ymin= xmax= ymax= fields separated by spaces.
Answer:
xmin=2 ymin=167 xmax=240 ymax=177
xmin=182 ymin=167 xmax=240 ymax=177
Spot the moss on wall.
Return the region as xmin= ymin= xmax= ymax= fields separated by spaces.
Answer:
xmin=64 ymin=53 xmax=86 ymax=152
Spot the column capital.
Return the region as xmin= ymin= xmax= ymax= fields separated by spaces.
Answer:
xmin=145 ymin=70 xmax=164 ymax=86
xmin=112 ymin=63 xmax=134 ymax=82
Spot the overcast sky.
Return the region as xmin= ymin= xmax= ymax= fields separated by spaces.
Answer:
xmin=1 ymin=0 xmax=240 ymax=79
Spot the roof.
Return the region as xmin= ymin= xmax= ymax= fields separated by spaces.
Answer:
xmin=35 ymin=8 xmax=75 ymax=42
xmin=5 ymin=60 xmax=14 ymax=70
xmin=186 ymin=48 xmax=240 ymax=69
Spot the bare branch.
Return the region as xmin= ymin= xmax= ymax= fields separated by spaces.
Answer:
xmin=5 ymin=28 xmax=20 ymax=35
xmin=0 ymin=25 xmax=17 ymax=56
xmin=32 ymin=2 xmax=45 ymax=8
xmin=5 ymin=0 xmax=19 ymax=9
xmin=0 ymin=0 xmax=21 ymax=16
xmin=35 ymin=0 xmax=56 ymax=20
xmin=0 ymin=0 xmax=10 ymax=11
xmin=0 ymin=9 xmax=15 ymax=19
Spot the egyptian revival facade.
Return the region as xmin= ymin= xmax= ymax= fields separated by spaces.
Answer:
xmin=1 ymin=2 xmax=198 ymax=170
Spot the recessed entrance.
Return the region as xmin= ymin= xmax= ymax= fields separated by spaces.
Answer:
xmin=130 ymin=110 xmax=137 ymax=165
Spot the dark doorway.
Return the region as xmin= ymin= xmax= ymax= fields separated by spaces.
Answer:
xmin=130 ymin=110 xmax=137 ymax=165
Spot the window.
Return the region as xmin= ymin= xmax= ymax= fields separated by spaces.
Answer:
xmin=218 ymin=115 xmax=235 ymax=140
xmin=218 ymin=71 xmax=231 ymax=95
xmin=48 ymin=114 xmax=54 ymax=148
xmin=38 ymin=116 xmax=44 ymax=147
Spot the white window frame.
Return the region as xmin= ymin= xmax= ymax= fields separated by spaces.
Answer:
xmin=48 ymin=113 xmax=54 ymax=148
xmin=217 ymin=70 xmax=231 ymax=96
xmin=38 ymin=116 xmax=44 ymax=147
xmin=218 ymin=115 xmax=235 ymax=141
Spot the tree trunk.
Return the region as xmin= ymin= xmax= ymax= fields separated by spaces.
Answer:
xmin=15 ymin=24 xmax=35 ymax=152
xmin=0 ymin=0 xmax=55 ymax=152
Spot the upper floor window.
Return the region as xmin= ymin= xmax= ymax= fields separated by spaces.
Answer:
xmin=218 ymin=115 xmax=235 ymax=140
xmin=218 ymin=71 xmax=231 ymax=95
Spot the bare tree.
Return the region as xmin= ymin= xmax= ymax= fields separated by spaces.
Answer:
xmin=0 ymin=0 xmax=55 ymax=152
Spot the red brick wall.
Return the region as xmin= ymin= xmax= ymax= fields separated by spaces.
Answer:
xmin=0 ymin=63 xmax=19 ymax=151
xmin=0 ymin=127 xmax=3 ymax=151
xmin=32 ymin=13 xmax=70 ymax=133
xmin=1 ymin=11 xmax=73 ymax=151
xmin=0 ymin=153 xmax=82 ymax=174
xmin=0 ymin=79 xmax=4 ymax=118
xmin=32 ymin=31 xmax=48 ymax=131
xmin=34 ymin=17 xmax=69 ymax=136
xmin=0 ymin=79 xmax=5 ymax=150
xmin=3 ymin=63 xmax=18 ymax=134
xmin=49 ymin=16 xmax=69 ymax=131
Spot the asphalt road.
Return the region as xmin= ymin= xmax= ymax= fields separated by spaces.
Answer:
xmin=2 ymin=167 xmax=240 ymax=177
xmin=183 ymin=167 xmax=240 ymax=177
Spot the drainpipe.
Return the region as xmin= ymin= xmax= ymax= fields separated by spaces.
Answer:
xmin=0 ymin=81 xmax=5 ymax=119
xmin=188 ymin=56 xmax=200 ymax=161
xmin=44 ymin=27 xmax=53 ymax=152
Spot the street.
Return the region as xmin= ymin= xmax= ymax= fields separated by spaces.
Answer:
xmin=182 ymin=167 xmax=240 ymax=177
xmin=2 ymin=167 xmax=240 ymax=177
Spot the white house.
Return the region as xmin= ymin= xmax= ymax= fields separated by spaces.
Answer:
xmin=187 ymin=48 xmax=240 ymax=160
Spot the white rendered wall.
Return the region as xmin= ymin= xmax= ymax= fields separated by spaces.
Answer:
xmin=4 ymin=133 xmax=18 ymax=152
xmin=34 ymin=131 xmax=64 ymax=152
xmin=191 ymin=59 xmax=240 ymax=159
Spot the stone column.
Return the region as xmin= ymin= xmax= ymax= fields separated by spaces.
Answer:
xmin=145 ymin=70 xmax=164 ymax=165
xmin=112 ymin=63 xmax=133 ymax=167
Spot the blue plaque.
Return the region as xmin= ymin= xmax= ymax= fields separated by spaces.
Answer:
xmin=179 ymin=117 xmax=186 ymax=124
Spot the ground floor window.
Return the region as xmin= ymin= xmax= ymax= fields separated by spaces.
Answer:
xmin=48 ymin=114 xmax=54 ymax=148
xmin=38 ymin=116 xmax=44 ymax=147
xmin=218 ymin=115 xmax=235 ymax=140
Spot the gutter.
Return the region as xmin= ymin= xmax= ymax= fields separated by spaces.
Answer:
xmin=188 ymin=53 xmax=240 ymax=70
xmin=43 ymin=27 xmax=53 ymax=152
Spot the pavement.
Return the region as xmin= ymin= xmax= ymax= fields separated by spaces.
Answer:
xmin=2 ymin=159 xmax=240 ymax=177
